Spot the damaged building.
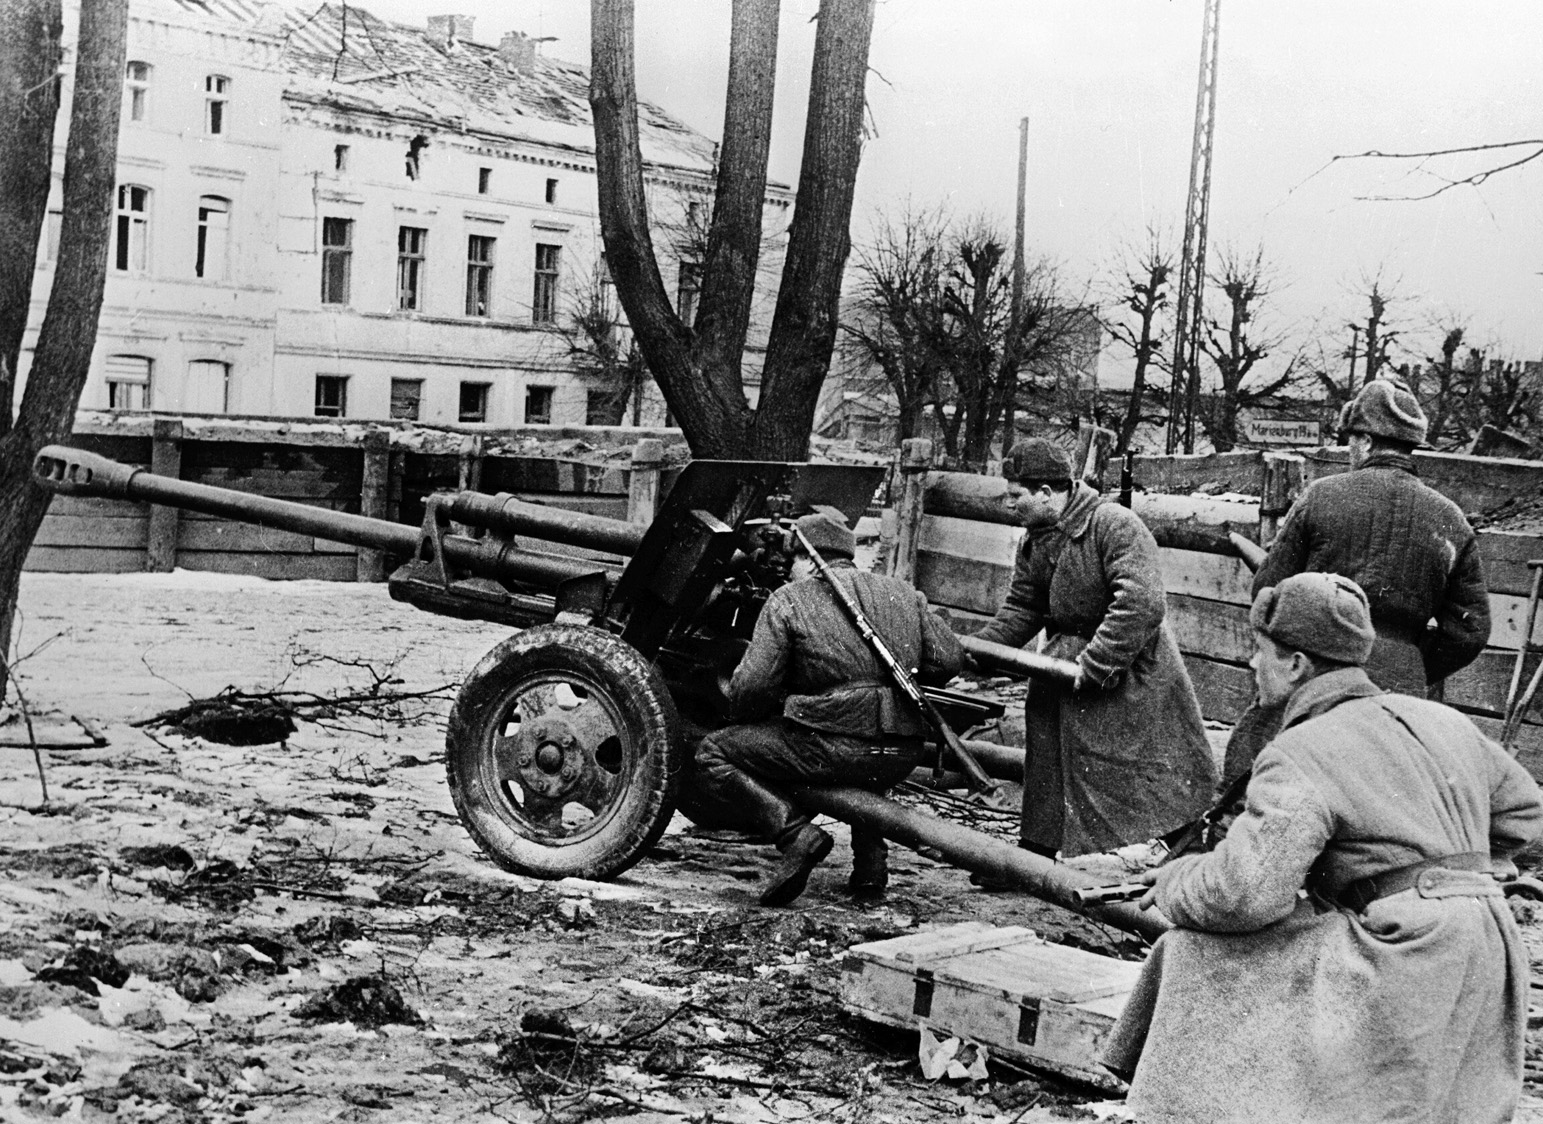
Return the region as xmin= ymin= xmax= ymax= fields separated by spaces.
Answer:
xmin=20 ymin=0 xmax=791 ymax=427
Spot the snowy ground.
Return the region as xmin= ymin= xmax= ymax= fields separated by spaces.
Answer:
xmin=3 ymin=570 xmax=1542 ymax=1123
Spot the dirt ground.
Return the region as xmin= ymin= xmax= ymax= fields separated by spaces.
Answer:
xmin=4 ymin=570 xmax=1543 ymax=1123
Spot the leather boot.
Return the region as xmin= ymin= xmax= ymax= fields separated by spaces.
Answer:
xmin=760 ymin=822 xmax=833 ymax=907
xmin=848 ymin=828 xmax=888 ymax=898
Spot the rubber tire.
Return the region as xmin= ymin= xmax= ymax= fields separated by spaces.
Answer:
xmin=446 ymin=623 xmax=682 ymax=881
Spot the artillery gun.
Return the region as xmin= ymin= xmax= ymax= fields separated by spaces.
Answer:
xmin=33 ymin=445 xmax=1164 ymax=941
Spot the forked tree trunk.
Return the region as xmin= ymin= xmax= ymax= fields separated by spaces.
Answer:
xmin=0 ymin=0 xmax=127 ymax=683
xmin=590 ymin=0 xmax=873 ymax=461
xmin=749 ymin=0 xmax=874 ymax=460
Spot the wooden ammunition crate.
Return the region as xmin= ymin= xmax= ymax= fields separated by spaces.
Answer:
xmin=838 ymin=921 xmax=1142 ymax=1089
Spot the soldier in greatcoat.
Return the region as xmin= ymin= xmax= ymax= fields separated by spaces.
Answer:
xmin=972 ymin=438 xmax=1215 ymax=858
xmin=1224 ymin=375 xmax=1491 ymax=782
xmin=1104 ymin=572 xmax=1542 ymax=1124
xmin=694 ymin=513 xmax=962 ymax=906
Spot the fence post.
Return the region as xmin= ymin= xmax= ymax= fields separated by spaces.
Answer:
xmin=145 ymin=418 xmax=183 ymax=573
xmin=356 ymin=428 xmax=391 ymax=583
xmin=891 ymin=438 xmax=933 ymax=583
xmin=1259 ymin=451 xmax=1305 ymax=548
xmin=627 ymin=437 xmax=664 ymax=526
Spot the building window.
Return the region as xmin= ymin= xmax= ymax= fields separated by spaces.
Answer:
xmin=532 ymin=243 xmax=560 ymax=324
xmin=397 ymin=226 xmax=427 ymax=311
xmin=105 ymin=355 xmax=152 ymax=410
xmin=195 ymin=196 xmax=229 ymax=280
xmin=390 ymin=378 xmax=423 ymax=421
xmin=314 ymin=375 xmax=348 ymax=417
xmin=478 ymin=167 xmax=491 ymax=194
xmin=113 ymin=185 xmax=150 ymax=273
xmin=204 ymin=74 xmax=229 ymax=135
xmin=125 ymin=61 xmax=151 ymax=122
xmin=544 ymin=178 xmax=558 ymax=205
xmin=406 ymin=135 xmax=427 ymax=180
xmin=186 ymin=359 xmax=230 ymax=413
xmin=465 ymin=234 xmax=495 ymax=317
xmin=525 ymin=385 xmax=554 ymax=425
xmin=676 ymin=261 xmax=701 ymax=327
xmin=459 ymin=382 xmax=489 ymax=423
xmin=334 ymin=144 xmax=350 ymax=172
xmin=321 ymin=217 xmax=352 ymax=304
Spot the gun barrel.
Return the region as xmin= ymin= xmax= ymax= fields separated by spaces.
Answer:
xmin=957 ymin=635 xmax=1081 ymax=686
xmin=33 ymin=445 xmax=615 ymax=588
xmin=448 ymin=491 xmax=645 ymax=557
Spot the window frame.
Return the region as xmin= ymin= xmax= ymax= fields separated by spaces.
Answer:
xmin=204 ymin=73 xmax=230 ymax=135
xmin=532 ymin=242 xmax=561 ymax=324
xmin=397 ymin=225 xmax=427 ymax=311
xmin=105 ymin=354 xmax=153 ymax=411
xmin=676 ymin=260 xmax=702 ymax=328
xmin=195 ymin=195 xmax=230 ymax=281
xmin=524 ymin=384 xmax=555 ymax=425
xmin=465 ymin=234 xmax=496 ymax=318
xmin=320 ymin=216 xmax=353 ymax=305
xmin=314 ymin=374 xmax=348 ymax=418
xmin=125 ymin=60 xmax=151 ymax=123
xmin=458 ymin=381 xmax=490 ymax=423
xmin=113 ymin=184 xmax=151 ymax=274
xmin=186 ymin=359 xmax=231 ymax=414
xmin=390 ymin=378 xmax=424 ymax=421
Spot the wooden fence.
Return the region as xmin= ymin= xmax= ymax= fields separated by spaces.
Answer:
xmin=25 ymin=416 xmax=682 ymax=580
xmin=891 ymin=438 xmax=1543 ymax=772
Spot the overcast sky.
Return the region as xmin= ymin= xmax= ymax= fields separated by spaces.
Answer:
xmin=362 ymin=1 xmax=1543 ymax=372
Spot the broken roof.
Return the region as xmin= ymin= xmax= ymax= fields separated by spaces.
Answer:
xmin=152 ymin=0 xmax=719 ymax=175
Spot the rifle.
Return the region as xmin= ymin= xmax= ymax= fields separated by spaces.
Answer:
xmin=789 ymin=523 xmax=1001 ymax=798
xmin=1073 ymin=767 xmax=1253 ymax=903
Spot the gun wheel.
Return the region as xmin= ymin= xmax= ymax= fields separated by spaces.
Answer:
xmin=446 ymin=623 xmax=682 ymax=881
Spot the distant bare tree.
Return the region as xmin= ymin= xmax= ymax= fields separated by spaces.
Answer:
xmin=1195 ymin=246 xmax=1307 ymax=452
xmin=560 ymin=261 xmax=651 ymax=426
xmin=1100 ymin=230 xmax=1173 ymax=453
xmin=841 ymin=205 xmax=950 ymax=441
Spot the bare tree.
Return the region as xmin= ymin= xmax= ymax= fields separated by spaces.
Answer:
xmin=1413 ymin=320 xmax=1469 ymax=448
xmin=0 ymin=0 xmax=127 ymax=682
xmin=1359 ymin=276 xmax=1400 ymax=385
xmin=560 ymin=261 xmax=652 ymax=426
xmin=1195 ymin=246 xmax=1306 ymax=452
xmin=840 ymin=205 xmax=950 ymax=442
xmin=926 ymin=225 xmax=1086 ymax=469
xmin=590 ymin=0 xmax=874 ymax=461
xmin=1100 ymin=230 xmax=1173 ymax=454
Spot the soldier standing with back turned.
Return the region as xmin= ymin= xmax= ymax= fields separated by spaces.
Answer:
xmin=1223 ymin=375 xmax=1491 ymax=783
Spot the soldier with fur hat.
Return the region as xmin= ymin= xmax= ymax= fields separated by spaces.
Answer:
xmin=693 ymin=511 xmax=961 ymax=906
xmin=1104 ymin=573 xmax=1542 ymax=1123
xmin=1224 ymin=374 xmax=1491 ymax=782
xmin=972 ymin=437 xmax=1215 ymax=860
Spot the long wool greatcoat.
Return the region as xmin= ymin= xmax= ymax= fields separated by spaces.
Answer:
xmin=974 ymin=482 xmax=1214 ymax=857
xmin=1104 ymin=668 xmax=1543 ymax=1124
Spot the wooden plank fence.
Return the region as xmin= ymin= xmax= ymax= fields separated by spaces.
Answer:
xmin=25 ymin=416 xmax=685 ymax=580
xmin=896 ymin=438 xmax=1543 ymax=772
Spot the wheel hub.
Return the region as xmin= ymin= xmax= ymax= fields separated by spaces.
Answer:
xmin=510 ymin=715 xmax=590 ymax=799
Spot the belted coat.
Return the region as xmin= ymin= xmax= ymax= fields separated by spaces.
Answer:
xmin=974 ymin=482 xmax=1214 ymax=856
xmin=1105 ymin=668 xmax=1543 ymax=1124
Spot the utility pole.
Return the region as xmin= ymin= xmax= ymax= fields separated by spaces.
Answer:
xmin=1345 ymin=324 xmax=1361 ymax=402
xmin=1002 ymin=115 xmax=1029 ymax=452
xmin=1165 ymin=0 xmax=1222 ymax=454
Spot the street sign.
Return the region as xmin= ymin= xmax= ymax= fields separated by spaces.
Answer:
xmin=1244 ymin=418 xmax=1321 ymax=446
